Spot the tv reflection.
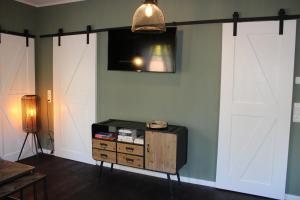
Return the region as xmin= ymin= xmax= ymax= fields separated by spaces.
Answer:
xmin=132 ymin=44 xmax=173 ymax=72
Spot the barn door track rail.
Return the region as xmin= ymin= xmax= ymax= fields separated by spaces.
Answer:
xmin=0 ymin=26 xmax=35 ymax=46
xmin=39 ymin=9 xmax=300 ymax=39
xmin=0 ymin=27 xmax=35 ymax=38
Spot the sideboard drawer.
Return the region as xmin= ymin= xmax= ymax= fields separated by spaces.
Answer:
xmin=117 ymin=143 xmax=144 ymax=156
xmin=92 ymin=139 xmax=116 ymax=151
xmin=117 ymin=153 xmax=144 ymax=169
xmin=93 ymin=149 xmax=116 ymax=163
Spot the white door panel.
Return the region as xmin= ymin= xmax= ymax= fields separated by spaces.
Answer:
xmin=0 ymin=34 xmax=35 ymax=161
xmin=216 ymin=21 xmax=296 ymax=199
xmin=53 ymin=34 xmax=96 ymax=164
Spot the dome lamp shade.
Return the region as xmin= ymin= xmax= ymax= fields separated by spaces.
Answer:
xmin=131 ymin=0 xmax=166 ymax=33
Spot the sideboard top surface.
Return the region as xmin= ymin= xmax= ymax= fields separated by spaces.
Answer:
xmin=93 ymin=119 xmax=186 ymax=133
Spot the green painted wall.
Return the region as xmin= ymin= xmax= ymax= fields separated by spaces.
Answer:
xmin=1 ymin=0 xmax=300 ymax=196
xmin=0 ymin=0 xmax=36 ymax=33
xmin=35 ymin=0 xmax=300 ymax=196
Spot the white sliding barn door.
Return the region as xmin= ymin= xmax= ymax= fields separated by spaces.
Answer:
xmin=0 ymin=34 xmax=35 ymax=161
xmin=53 ymin=34 xmax=96 ymax=164
xmin=216 ymin=21 xmax=296 ymax=199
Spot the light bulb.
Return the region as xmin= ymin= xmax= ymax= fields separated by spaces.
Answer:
xmin=27 ymin=108 xmax=35 ymax=117
xmin=145 ymin=4 xmax=153 ymax=17
xmin=30 ymin=109 xmax=35 ymax=117
xmin=132 ymin=56 xmax=144 ymax=67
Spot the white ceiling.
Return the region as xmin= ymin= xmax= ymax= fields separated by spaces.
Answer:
xmin=15 ymin=0 xmax=85 ymax=7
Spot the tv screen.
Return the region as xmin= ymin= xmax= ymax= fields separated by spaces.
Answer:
xmin=108 ymin=28 xmax=176 ymax=73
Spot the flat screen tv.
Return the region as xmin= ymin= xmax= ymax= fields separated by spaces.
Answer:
xmin=108 ymin=27 xmax=176 ymax=73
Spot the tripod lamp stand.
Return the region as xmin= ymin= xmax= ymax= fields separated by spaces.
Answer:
xmin=18 ymin=95 xmax=44 ymax=161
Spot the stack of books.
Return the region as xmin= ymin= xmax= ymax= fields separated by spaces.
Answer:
xmin=117 ymin=129 xmax=144 ymax=144
xmin=94 ymin=132 xmax=116 ymax=141
xmin=134 ymin=135 xmax=144 ymax=145
xmin=118 ymin=128 xmax=136 ymax=143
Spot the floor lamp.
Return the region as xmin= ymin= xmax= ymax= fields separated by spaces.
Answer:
xmin=18 ymin=95 xmax=44 ymax=161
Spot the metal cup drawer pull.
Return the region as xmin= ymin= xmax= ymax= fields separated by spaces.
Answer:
xmin=100 ymin=154 xmax=108 ymax=159
xmin=125 ymin=147 xmax=134 ymax=152
xmin=92 ymin=139 xmax=116 ymax=151
xmin=100 ymin=143 xmax=108 ymax=147
xmin=126 ymin=158 xmax=134 ymax=163
xmin=117 ymin=143 xmax=143 ymax=156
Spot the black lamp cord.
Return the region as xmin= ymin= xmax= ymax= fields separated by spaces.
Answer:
xmin=46 ymin=99 xmax=54 ymax=154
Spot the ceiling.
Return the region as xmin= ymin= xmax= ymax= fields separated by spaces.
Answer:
xmin=15 ymin=0 xmax=85 ymax=7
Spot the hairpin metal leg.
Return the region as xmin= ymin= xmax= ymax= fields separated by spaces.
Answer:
xmin=33 ymin=183 xmax=37 ymax=200
xmin=20 ymin=189 xmax=24 ymax=200
xmin=98 ymin=161 xmax=103 ymax=182
xmin=167 ymin=173 xmax=173 ymax=196
xmin=110 ymin=163 xmax=114 ymax=172
xmin=176 ymin=172 xmax=181 ymax=185
xmin=44 ymin=177 xmax=49 ymax=200
xmin=18 ymin=132 xmax=29 ymax=161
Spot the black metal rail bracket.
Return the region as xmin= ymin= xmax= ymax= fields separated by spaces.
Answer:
xmin=233 ymin=12 xmax=239 ymax=36
xmin=58 ymin=28 xmax=63 ymax=46
xmin=279 ymin=9 xmax=286 ymax=35
xmin=87 ymin=25 xmax=92 ymax=44
xmin=0 ymin=26 xmax=35 ymax=40
xmin=24 ymin=29 xmax=29 ymax=47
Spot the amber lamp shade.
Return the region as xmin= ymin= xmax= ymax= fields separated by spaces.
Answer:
xmin=131 ymin=0 xmax=166 ymax=33
xmin=21 ymin=95 xmax=39 ymax=133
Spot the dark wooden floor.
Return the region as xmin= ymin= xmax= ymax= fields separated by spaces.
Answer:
xmin=18 ymin=155 xmax=271 ymax=200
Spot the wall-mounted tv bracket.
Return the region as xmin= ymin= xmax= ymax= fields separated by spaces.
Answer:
xmin=58 ymin=28 xmax=63 ymax=46
xmin=279 ymin=9 xmax=286 ymax=35
xmin=233 ymin=12 xmax=239 ymax=36
xmin=86 ymin=25 xmax=92 ymax=44
xmin=24 ymin=29 xmax=29 ymax=47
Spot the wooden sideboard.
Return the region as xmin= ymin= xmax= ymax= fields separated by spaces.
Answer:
xmin=92 ymin=119 xmax=188 ymax=193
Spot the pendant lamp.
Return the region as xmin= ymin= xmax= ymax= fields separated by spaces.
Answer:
xmin=131 ymin=0 xmax=166 ymax=33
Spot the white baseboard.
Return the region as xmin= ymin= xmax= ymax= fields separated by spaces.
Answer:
xmin=179 ymin=176 xmax=216 ymax=187
xmin=100 ymin=162 xmax=215 ymax=187
xmin=285 ymin=194 xmax=300 ymax=200
xmin=7 ymin=150 xmax=35 ymax=161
